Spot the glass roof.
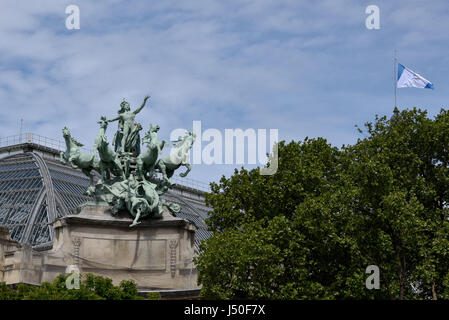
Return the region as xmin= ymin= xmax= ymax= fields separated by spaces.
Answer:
xmin=0 ymin=153 xmax=44 ymax=245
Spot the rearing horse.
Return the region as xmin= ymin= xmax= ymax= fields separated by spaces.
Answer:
xmin=137 ymin=124 xmax=167 ymax=181
xmin=60 ymin=127 xmax=99 ymax=195
xmin=94 ymin=117 xmax=125 ymax=181
xmin=155 ymin=131 xmax=196 ymax=184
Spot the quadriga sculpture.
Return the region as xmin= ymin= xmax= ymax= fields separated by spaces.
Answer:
xmin=60 ymin=95 xmax=196 ymax=227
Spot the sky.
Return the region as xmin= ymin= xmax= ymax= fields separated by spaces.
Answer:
xmin=0 ymin=0 xmax=448 ymax=186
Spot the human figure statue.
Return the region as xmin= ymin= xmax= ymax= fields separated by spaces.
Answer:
xmin=107 ymin=95 xmax=150 ymax=155
xmin=125 ymin=174 xmax=150 ymax=227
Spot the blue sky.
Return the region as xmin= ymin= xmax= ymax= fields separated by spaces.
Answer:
xmin=0 ymin=0 xmax=448 ymax=185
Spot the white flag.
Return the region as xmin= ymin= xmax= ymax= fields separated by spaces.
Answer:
xmin=397 ymin=63 xmax=434 ymax=89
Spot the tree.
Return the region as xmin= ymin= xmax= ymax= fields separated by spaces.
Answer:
xmin=196 ymin=137 xmax=364 ymax=299
xmin=0 ymin=273 xmax=145 ymax=300
xmin=195 ymin=107 xmax=449 ymax=300
xmin=345 ymin=108 xmax=449 ymax=299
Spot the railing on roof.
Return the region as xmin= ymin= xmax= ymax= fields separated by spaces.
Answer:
xmin=0 ymin=132 xmax=211 ymax=192
xmin=0 ymin=132 xmax=93 ymax=153
xmin=171 ymin=176 xmax=211 ymax=193
xmin=0 ymin=132 xmax=94 ymax=154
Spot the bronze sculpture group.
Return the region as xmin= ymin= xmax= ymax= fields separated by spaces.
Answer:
xmin=60 ymin=95 xmax=196 ymax=227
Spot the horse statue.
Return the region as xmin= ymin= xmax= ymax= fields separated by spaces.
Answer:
xmin=60 ymin=127 xmax=99 ymax=195
xmin=155 ymin=131 xmax=196 ymax=184
xmin=94 ymin=116 xmax=125 ymax=181
xmin=137 ymin=124 xmax=167 ymax=181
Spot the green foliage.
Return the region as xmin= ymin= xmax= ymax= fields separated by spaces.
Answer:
xmin=146 ymin=292 xmax=162 ymax=300
xmin=0 ymin=274 xmax=144 ymax=300
xmin=196 ymin=107 xmax=449 ymax=300
xmin=0 ymin=282 xmax=17 ymax=300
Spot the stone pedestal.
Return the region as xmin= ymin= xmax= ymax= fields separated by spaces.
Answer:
xmin=0 ymin=227 xmax=21 ymax=283
xmin=2 ymin=204 xmax=199 ymax=290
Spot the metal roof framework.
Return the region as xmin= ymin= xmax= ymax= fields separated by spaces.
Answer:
xmin=0 ymin=152 xmax=91 ymax=249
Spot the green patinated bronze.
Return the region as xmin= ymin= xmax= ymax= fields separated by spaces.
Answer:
xmin=60 ymin=95 xmax=195 ymax=227
xmin=60 ymin=127 xmax=100 ymax=195
xmin=107 ymin=96 xmax=149 ymax=155
xmin=155 ymin=131 xmax=196 ymax=185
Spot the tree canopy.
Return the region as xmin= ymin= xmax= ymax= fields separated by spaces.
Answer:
xmin=0 ymin=273 xmax=152 ymax=300
xmin=195 ymin=107 xmax=449 ymax=300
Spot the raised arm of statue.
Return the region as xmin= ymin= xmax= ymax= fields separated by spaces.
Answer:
xmin=133 ymin=95 xmax=150 ymax=115
xmin=106 ymin=115 xmax=121 ymax=123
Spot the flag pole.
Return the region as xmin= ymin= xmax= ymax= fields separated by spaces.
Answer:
xmin=394 ymin=49 xmax=397 ymax=108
